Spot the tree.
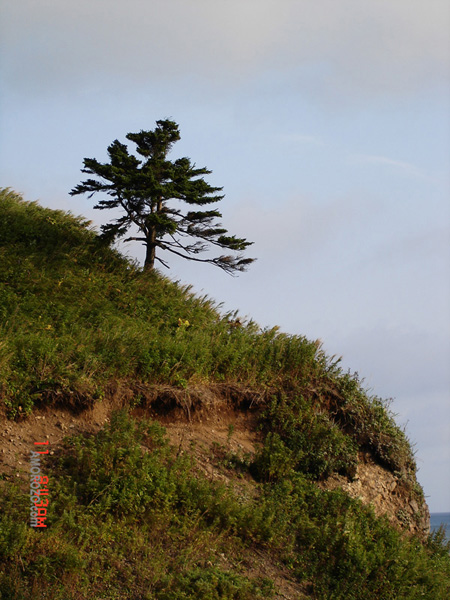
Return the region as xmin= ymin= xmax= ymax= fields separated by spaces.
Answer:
xmin=70 ymin=119 xmax=255 ymax=274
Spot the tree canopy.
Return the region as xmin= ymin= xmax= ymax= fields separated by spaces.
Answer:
xmin=70 ymin=119 xmax=255 ymax=274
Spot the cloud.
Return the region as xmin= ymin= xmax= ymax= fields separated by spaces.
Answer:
xmin=2 ymin=0 xmax=449 ymax=102
xmin=349 ymin=154 xmax=436 ymax=181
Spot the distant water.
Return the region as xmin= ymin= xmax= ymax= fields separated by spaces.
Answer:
xmin=430 ymin=513 xmax=450 ymax=543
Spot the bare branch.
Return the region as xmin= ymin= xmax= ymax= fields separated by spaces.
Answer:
xmin=155 ymin=255 xmax=170 ymax=269
xmin=158 ymin=242 xmax=242 ymax=275
xmin=123 ymin=237 xmax=147 ymax=243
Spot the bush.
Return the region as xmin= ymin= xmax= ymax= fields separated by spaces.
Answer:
xmin=253 ymin=394 xmax=358 ymax=480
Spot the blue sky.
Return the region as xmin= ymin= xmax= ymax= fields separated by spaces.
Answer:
xmin=1 ymin=0 xmax=449 ymax=512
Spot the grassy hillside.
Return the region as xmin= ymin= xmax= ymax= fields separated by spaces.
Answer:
xmin=1 ymin=188 xmax=449 ymax=599
xmin=0 ymin=190 xmax=414 ymax=474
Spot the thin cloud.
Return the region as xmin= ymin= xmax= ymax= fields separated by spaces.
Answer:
xmin=349 ymin=153 xmax=436 ymax=181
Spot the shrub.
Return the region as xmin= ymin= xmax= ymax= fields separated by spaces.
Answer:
xmin=253 ymin=394 xmax=358 ymax=481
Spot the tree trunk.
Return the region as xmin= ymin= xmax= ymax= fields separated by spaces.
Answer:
xmin=144 ymin=228 xmax=157 ymax=271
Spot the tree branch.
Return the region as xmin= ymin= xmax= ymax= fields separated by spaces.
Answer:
xmin=159 ymin=242 xmax=240 ymax=275
xmin=155 ymin=255 xmax=170 ymax=269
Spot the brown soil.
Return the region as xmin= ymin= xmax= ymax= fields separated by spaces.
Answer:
xmin=0 ymin=387 xmax=310 ymax=599
xmin=0 ymin=382 xmax=428 ymax=597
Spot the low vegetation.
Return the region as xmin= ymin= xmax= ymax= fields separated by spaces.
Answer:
xmin=0 ymin=189 xmax=413 ymax=471
xmin=1 ymin=188 xmax=449 ymax=598
xmin=2 ymin=412 xmax=449 ymax=599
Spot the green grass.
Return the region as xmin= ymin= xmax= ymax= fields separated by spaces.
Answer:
xmin=1 ymin=411 xmax=449 ymax=599
xmin=1 ymin=189 xmax=450 ymax=598
xmin=0 ymin=188 xmax=321 ymax=404
xmin=0 ymin=189 xmax=414 ymax=475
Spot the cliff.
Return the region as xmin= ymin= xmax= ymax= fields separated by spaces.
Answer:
xmin=1 ymin=188 xmax=448 ymax=599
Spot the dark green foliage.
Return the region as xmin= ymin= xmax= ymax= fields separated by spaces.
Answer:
xmin=155 ymin=569 xmax=274 ymax=600
xmin=253 ymin=394 xmax=358 ymax=481
xmin=322 ymin=371 xmax=416 ymax=474
xmin=70 ymin=119 xmax=254 ymax=273
xmin=259 ymin=476 xmax=450 ymax=599
xmin=56 ymin=412 xmax=180 ymax=518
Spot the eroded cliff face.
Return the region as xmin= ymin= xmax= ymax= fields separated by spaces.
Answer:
xmin=1 ymin=383 xmax=430 ymax=540
xmin=320 ymin=453 xmax=430 ymax=537
xmin=134 ymin=384 xmax=431 ymax=539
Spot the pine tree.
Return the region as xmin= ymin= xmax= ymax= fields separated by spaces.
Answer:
xmin=70 ymin=119 xmax=254 ymax=274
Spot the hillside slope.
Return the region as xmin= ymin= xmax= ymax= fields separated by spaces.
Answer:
xmin=1 ymin=188 xmax=449 ymax=600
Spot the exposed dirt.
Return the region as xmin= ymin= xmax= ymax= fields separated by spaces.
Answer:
xmin=1 ymin=399 xmax=113 ymax=482
xmin=0 ymin=383 xmax=429 ymax=597
xmin=0 ymin=388 xmax=309 ymax=599
xmin=0 ymin=384 xmax=258 ymax=479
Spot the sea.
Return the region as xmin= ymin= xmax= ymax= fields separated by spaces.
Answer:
xmin=430 ymin=512 xmax=450 ymax=543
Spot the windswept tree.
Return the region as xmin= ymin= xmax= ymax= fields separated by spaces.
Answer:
xmin=70 ymin=119 xmax=255 ymax=274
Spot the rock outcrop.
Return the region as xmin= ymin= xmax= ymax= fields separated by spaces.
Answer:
xmin=321 ymin=452 xmax=429 ymax=537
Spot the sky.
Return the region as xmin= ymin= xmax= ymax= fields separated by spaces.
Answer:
xmin=1 ymin=0 xmax=449 ymax=512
